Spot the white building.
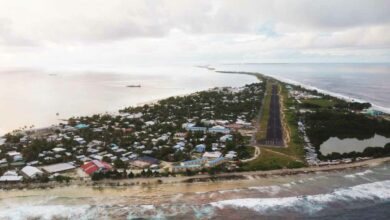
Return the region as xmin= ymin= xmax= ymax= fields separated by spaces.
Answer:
xmin=20 ymin=166 xmax=43 ymax=179
xmin=41 ymin=163 xmax=76 ymax=174
xmin=203 ymin=151 xmax=222 ymax=159
xmin=0 ymin=170 xmax=23 ymax=182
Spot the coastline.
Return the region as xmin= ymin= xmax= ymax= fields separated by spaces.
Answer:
xmin=1 ymin=69 xmax=389 ymax=192
xmin=215 ymin=69 xmax=390 ymax=114
xmin=1 ymin=156 xmax=389 ymax=191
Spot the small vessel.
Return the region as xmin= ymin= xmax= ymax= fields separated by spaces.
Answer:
xmin=126 ymin=85 xmax=141 ymax=88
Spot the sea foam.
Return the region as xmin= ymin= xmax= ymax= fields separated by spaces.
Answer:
xmin=210 ymin=180 xmax=390 ymax=215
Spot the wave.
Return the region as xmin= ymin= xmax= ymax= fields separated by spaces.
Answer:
xmin=210 ymin=180 xmax=390 ymax=215
xmin=215 ymin=68 xmax=390 ymax=114
xmin=0 ymin=205 xmax=95 ymax=220
xmin=261 ymin=73 xmax=390 ymax=114
xmin=345 ymin=170 xmax=373 ymax=178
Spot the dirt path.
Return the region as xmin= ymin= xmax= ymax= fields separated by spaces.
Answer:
xmin=241 ymin=146 xmax=261 ymax=162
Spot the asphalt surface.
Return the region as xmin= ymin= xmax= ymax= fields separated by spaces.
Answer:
xmin=264 ymin=84 xmax=284 ymax=146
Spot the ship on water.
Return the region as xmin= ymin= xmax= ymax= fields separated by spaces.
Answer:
xmin=126 ymin=85 xmax=141 ymax=88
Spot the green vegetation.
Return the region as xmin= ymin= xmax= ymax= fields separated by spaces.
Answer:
xmin=256 ymin=79 xmax=272 ymax=142
xmin=304 ymin=110 xmax=390 ymax=160
xmin=240 ymin=150 xmax=304 ymax=171
xmin=301 ymin=98 xmax=335 ymax=109
xmin=267 ymin=84 xmax=305 ymax=160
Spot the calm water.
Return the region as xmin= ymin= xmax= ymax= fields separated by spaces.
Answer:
xmin=215 ymin=63 xmax=390 ymax=113
xmin=0 ymin=66 xmax=257 ymax=135
xmin=320 ymin=134 xmax=390 ymax=155
xmin=0 ymin=163 xmax=389 ymax=219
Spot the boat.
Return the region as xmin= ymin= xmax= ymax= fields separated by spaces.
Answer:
xmin=126 ymin=85 xmax=141 ymax=88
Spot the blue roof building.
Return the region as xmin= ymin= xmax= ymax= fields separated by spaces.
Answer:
xmin=195 ymin=144 xmax=206 ymax=153
xmin=75 ymin=124 xmax=89 ymax=129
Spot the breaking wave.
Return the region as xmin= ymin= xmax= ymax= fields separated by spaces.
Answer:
xmin=210 ymin=180 xmax=390 ymax=215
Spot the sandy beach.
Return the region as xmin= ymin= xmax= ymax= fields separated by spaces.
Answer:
xmin=1 ymin=156 xmax=389 ymax=192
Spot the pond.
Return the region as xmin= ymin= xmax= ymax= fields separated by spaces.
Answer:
xmin=320 ymin=134 xmax=390 ymax=155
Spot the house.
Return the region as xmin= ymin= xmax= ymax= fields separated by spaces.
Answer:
xmin=208 ymin=125 xmax=230 ymax=134
xmin=81 ymin=160 xmax=112 ymax=175
xmin=0 ymin=158 xmax=8 ymax=168
xmin=7 ymin=151 xmax=22 ymax=161
xmin=75 ymin=124 xmax=89 ymax=129
xmin=203 ymin=151 xmax=222 ymax=159
xmin=225 ymin=151 xmax=237 ymax=159
xmin=181 ymin=158 xmax=207 ymax=166
xmin=188 ymin=126 xmax=207 ymax=132
xmin=52 ymin=147 xmax=66 ymax=154
xmin=74 ymin=137 xmax=86 ymax=145
xmin=207 ymin=157 xmax=228 ymax=167
xmin=20 ymin=166 xmax=43 ymax=179
xmin=220 ymin=134 xmax=233 ymax=142
xmin=172 ymin=164 xmax=202 ymax=173
xmin=0 ymin=171 xmax=23 ymax=182
xmin=130 ymin=160 xmax=151 ymax=168
xmin=41 ymin=163 xmax=76 ymax=174
xmin=145 ymin=121 xmax=156 ymax=126
xmin=195 ymin=144 xmax=206 ymax=153
xmin=138 ymin=156 xmax=159 ymax=165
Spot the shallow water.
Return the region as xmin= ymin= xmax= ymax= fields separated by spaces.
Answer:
xmin=0 ymin=163 xmax=389 ymax=219
xmin=0 ymin=66 xmax=256 ymax=135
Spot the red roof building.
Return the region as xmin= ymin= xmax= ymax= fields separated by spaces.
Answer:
xmin=81 ymin=160 xmax=112 ymax=175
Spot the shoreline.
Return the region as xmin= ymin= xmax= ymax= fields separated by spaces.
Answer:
xmin=1 ymin=69 xmax=389 ymax=192
xmin=215 ymin=70 xmax=390 ymax=114
xmin=1 ymin=156 xmax=389 ymax=191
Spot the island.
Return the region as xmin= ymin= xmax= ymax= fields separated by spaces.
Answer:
xmin=0 ymin=72 xmax=389 ymax=189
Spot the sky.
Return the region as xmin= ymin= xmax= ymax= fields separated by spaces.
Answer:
xmin=0 ymin=0 xmax=389 ymax=71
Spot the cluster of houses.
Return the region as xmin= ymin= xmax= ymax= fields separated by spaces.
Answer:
xmin=0 ymin=83 xmax=263 ymax=181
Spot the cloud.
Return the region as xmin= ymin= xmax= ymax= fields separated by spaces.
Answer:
xmin=0 ymin=0 xmax=388 ymax=66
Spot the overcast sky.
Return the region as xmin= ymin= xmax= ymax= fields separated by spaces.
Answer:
xmin=0 ymin=0 xmax=389 ymax=70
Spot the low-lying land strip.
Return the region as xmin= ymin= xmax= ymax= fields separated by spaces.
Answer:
xmin=1 ymin=70 xmax=389 ymax=189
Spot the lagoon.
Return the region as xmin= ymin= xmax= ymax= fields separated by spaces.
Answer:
xmin=320 ymin=134 xmax=390 ymax=155
xmin=0 ymin=66 xmax=257 ymax=135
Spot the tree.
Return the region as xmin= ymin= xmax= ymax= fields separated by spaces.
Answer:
xmin=113 ymin=159 xmax=126 ymax=169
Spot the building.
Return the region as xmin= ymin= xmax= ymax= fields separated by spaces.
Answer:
xmin=172 ymin=164 xmax=202 ymax=173
xmin=75 ymin=124 xmax=89 ymax=129
xmin=188 ymin=126 xmax=207 ymax=132
xmin=207 ymin=157 xmax=228 ymax=167
xmin=0 ymin=171 xmax=23 ymax=182
xmin=195 ymin=144 xmax=206 ymax=153
xmin=220 ymin=134 xmax=233 ymax=142
xmin=81 ymin=160 xmax=112 ymax=175
xmin=20 ymin=166 xmax=44 ymax=179
xmin=203 ymin=151 xmax=222 ymax=159
xmin=41 ymin=163 xmax=76 ymax=174
xmin=208 ymin=125 xmax=230 ymax=134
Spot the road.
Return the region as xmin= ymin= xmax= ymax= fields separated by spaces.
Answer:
xmin=264 ymin=84 xmax=284 ymax=146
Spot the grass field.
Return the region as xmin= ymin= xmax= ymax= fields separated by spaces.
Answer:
xmin=256 ymin=79 xmax=272 ymax=142
xmin=301 ymin=98 xmax=335 ymax=108
xmin=241 ymin=148 xmax=305 ymax=171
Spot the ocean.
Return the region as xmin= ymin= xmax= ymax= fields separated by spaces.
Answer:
xmin=1 ymin=63 xmax=389 ymax=135
xmin=0 ymin=66 xmax=257 ymax=135
xmin=0 ymin=163 xmax=389 ymax=219
xmin=0 ymin=63 xmax=389 ymax=219
xmin=215 ymin=63 xmax=390 ymax=113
